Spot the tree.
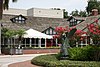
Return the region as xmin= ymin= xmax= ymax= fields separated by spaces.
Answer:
xmin=63 ymin=9 xmax=68 ymax=18
xmin=86 ymin=0 xmax=100 ymax=15
xmin=2 ymin=29 xmax=16 ymax=47
xmin=16 ymin=29 xmax=25 ymax=47
xmin=0 ymin=0 xmax=17 ymax=20
xmin=55 ymin=26 xmax=77 ymax=60
xmin=79 ymin=10 xmax=88 ymax=17
xmin=0 ymin=0 xmax=3 ymax=20
xmin=70 ymin=9 xmax=88 ymax=17
xmin=70 ymin=9 xmax=79 ymax=16
xmin=0 ymin=0 xmax=17 ymax=54
xmin=87 ymin=17 xmax=100 ymax=45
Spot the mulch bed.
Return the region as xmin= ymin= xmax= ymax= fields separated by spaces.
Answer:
xmin=8 ymin=60 xmax=41 ymax=67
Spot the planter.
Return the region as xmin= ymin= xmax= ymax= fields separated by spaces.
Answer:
xmin=2 ymin=48 xmax=23 ymax=55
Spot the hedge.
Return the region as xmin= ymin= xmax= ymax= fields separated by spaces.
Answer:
xmin=31 ymin=54 xmax=100 ymax=67
xmin=69 ymin=45 xmax=100 ymax=61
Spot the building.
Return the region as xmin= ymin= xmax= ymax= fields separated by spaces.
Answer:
xmin=3 ymin=8 xmax=63 ymax=18
xmin=2 ymin=7 xmax=68 ymax=54
xmin=1 ymin=8 xmax=100 ymax=54
xmin=3 ymin=8 xmax=27 ymax=16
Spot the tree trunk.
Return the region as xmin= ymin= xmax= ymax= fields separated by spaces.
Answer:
xmin=0 ymin=0 xmax=3 ymax=54
xmin=0 ymin=0 xmax=3 ymax=20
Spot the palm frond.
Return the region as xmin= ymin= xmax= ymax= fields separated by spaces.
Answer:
xmin=12 ymin=0 xmax=17 ymax=2
xmin=3 ymin=0 xmax=17 ymax=10
xmin=3 ymin=0 xmax=9 ymax=10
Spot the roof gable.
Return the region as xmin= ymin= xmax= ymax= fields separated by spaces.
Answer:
xmin=10 ymin=15 xmax=27 ymax=23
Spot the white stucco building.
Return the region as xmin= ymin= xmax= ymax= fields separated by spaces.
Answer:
xmin=3 ymin=8 xmax=27 ymax=16
xmin=3 ymin=8 xmax=64 ymax=18
xmin=27 ymin=8 xmax=63 ymax=18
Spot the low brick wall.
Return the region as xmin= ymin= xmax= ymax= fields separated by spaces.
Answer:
xmin=23 ymin=48 xmax=60 ymax=54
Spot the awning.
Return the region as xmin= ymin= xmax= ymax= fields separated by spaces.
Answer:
xmin=23 ymin=28 xmax=53 ymax=39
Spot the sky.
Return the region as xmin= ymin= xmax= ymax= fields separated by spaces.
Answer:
xmin=9 ymin=0 xmax=88 ymax=14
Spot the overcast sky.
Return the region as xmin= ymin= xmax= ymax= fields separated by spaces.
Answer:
xmin=9 ymin=0 xmax=88 ymax=14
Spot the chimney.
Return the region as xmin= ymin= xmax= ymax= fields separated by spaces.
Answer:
xmin=92 ymin=9 xmax=98 ymax=16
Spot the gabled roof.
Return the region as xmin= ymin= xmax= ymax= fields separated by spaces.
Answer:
xmin=76 ymin=15 xmax=100 ymax=31
xmin=23 ymin=28 xmax=53 ymax=39
xmin=10 ymin=15 xmax=27 ymax=23
xmin=67 ymin=16 xmax=86 ymax=21
xmin=2 ymin=14 xmax=100 ymax=33
xmin=42 ymin=27 xmax=55 ymax=33
xmin=2 ymin=14 xmax=69 ymax=32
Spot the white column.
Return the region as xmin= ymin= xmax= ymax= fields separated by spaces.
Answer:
xmin=11 ymin=38 xmax=12 ymax=46
xmin=81 ymin=41 xmax=83 ymax=48
xmin=34 ymin=38 xmax=36 ymax=47
xmin=30 ymin=38 xmax=32 ymax=47
xmin=14 ymin=38 xmax=15 ymax=45
xmin=25 ymin=38 xmax=26 ymax=47
xmin=90 ymin=38 xmax=93 ymax=45
xmin=45 ymin=38 xmax=46 ymax=48
xmin=55 ymin=38 xmax=58 ymax=47
xmin=85 ymin=37 xmax=88 ymax=45
xmin=39 ymin=38 xmax=41 ymax=48
xmin=0 ymin=21 xmax=1 ymax=54
xmin=76 ymin=42 xmax=78 ymax=47
xmin=3 ymin=37 xmax=4 ymax=45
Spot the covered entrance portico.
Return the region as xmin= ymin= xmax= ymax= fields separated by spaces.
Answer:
xmin=23 ymin=29 xmax=53 ymax=48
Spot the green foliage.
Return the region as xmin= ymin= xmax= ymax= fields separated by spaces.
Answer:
xmin=31 ymin=54 xmax=58 ymax=66
xmin=79 ymin=10 xmax=88 ymax=17
xmin=69 ymin=45 xmax=100 ymax=61
xmin=68 ymin=28 xmax=77 ymax=38
xmin=1 ymin=28 xmax=16 ymax=38
xmin=16 ymin=29 xmax=25 ymax=41
xmin=86 ymin=0 xmax=100 ymax=14
xmin=70 ymin=9 xmax=79 ymax=16
xmin=3 ymin=0 xmax=17 ymax=10
xmin=70 ymin=9 xmax=88 ymax=17
xmin=31 ymin=54 xmax=100 ymax=67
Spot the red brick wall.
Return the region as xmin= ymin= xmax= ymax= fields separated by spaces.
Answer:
xmin=23 ymin=49 xmax=60 ymax=54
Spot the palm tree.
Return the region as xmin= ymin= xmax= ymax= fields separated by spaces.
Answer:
xmin=16 ymin=29 xmax=25 ymax=48
xmin=0 ymin=0 xmax=17 ymax=54
xmin=0 ymin=0 xmax=17 ymax=20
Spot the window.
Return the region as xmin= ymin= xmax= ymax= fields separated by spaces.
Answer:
xmin=68 ymin=16 xmax=85 ymax=27
xmin=10 ymin=15 xmax=27 ymax=24
xmin=42 ymin=27 xmax=57 ymax=35
xmin=49 ymin=29 xmax=52 ymax=35
xmin=46 ymin=31 xmax=49 ymax=34
xmin=53 ymin=31 xmax=56 ymax=34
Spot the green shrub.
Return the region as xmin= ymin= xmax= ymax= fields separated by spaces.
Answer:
xmin=69 ymin=45 xmax=100 ymax=61
xmin=31 ymin=54 xmax=100 ymax=67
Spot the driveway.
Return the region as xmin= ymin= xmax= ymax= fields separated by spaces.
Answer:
xmin=0 ymin=54 xmax=44 ymax=67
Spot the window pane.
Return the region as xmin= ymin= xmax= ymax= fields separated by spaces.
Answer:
xmin=15 ymin=17 xmax=18 ymax=20
xmin=53 ymin=31 xmax=56 ymax=34
xmin=50 ymin=29 xmax=52 ymax=34
xmin=46 ymin=31 xmax=49 ymax=34
xmin=22 ymin=18 xmax=25 ymax=21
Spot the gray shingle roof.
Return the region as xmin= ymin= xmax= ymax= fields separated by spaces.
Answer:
xmin=2 ymin=14 xmax=100 ymax=32
xmin=76 ymin=15 xmax=100 ymax=31
xmin=2 ymin=14 xmax=69 ymax=32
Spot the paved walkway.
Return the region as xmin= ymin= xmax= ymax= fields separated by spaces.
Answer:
xmin=8 ymin=60 xmax=40 ymax=67
xmin=0 ymin=54 xmax=45 ymax=67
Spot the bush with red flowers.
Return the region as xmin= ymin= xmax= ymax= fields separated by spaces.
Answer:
xmin=87 ymin=19 xmax=100 ymax=45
